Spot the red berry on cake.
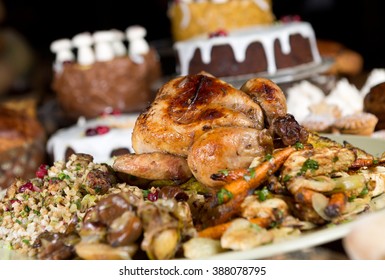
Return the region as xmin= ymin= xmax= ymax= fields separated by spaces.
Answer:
xmin=209 ymin=29 xmax=228 ymax=38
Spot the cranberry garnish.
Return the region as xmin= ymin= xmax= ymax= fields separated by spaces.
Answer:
xmin=6 ymin=199 xmax=21 ymax=211
xmin=209 ymin=29 xmax=228 ymax=38
xmin=18 ymin=182 xmax=34 ymax=193
xmin=100 ymin=108 xmax=121 ymax=117
xmin=96 ymin=125 xmax=110 ymax=134
xmin=36 ymin=164 xmax=49 ymax=179
xmin=85 ymin=128 xmax=98 ymax=136
xmin=85 ymin=125 xmax=110 ymax=136
xmin=147 ymin=190 xmax=159 ymax=202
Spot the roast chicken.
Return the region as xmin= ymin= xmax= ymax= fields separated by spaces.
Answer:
xmin=114 ymin=72 xmax=308 ymax=189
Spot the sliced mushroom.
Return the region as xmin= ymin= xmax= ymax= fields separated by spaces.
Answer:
xmin=75 ymin=242 xmax=138 ymax=260
xmin=107 ymin=211 xmax=143 ymax=247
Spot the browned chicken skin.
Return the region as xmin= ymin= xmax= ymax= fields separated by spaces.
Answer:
xmin=240 ymin=77 xmax=287 ymax=126
xmin=113 ymin=152 xmax=192 ymax=181
xmin=132 ymin=73 xmax=265 ymax=156
xmin=120 ymin=73 xmax=307 ymax=189
xmin=188 ymin=127 xmax=273 ymax=188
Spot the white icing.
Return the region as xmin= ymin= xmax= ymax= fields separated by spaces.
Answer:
xmin=72 ymin=32 xmax=95 ymax=66
xmin=50 ymin=26 xmax=149 ymax=66
xmin=325 ymin=78 xmax=363 ymax=116
xmin=174 ymin=22 xmax=321 ymax=75
xmin=93 ymin=31 xmax=116 ymax=62
xmin=126 ymin=26 xmax=149 ymax=56
xmin=111 ymin=29 xmax=127 ymax=56
xmin=50 ymin=39 xmax=74 ymax=64
xmin=360 ymin=68 xmax=385 ymax=97
xmin=286 ymin=80 xmax=325 ymax=123
xmin=47 ymin=114 xmax=139 ymax=163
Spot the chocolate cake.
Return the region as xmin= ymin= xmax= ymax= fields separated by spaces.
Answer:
xmin=364 ymin=82 xmax=385 ymax=131
xmin=174 ymin=21 xmax=321 ymax=78
xmin=50 ymin=26 xmax=161 ymax=121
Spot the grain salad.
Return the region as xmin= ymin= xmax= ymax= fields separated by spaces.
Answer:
xmin=0 ymin=153 xmax=131 ymax=257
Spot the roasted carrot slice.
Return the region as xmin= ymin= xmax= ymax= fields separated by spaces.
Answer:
xmin=202 ymin=146 xmax=296 ymax=227
xmin=198 ymin=217 xmax=270 ymax=240
xmin=324 ymin=192 xmax=347 ymax=218
xmin=221 ymin=146 xmax=296 ymax=201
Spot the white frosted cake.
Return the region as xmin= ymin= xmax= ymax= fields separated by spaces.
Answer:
xmin=47 ymin=113 xmax=138 ymax=163
xmin=174 ymin=21 xmax=322 ymax=78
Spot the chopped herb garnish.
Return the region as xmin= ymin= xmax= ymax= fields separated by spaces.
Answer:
xmin=48 ymin=177 xmax=60 ymax=183
xmin=294 ymin=142 xmax=304 ymax=150
xmin=283 ymin=174 xmax=292 ymax=182
xmin=22 ymin=239 xmax=30 ymax=245
xmin=75 ymin=199 xmax=81 ymax=210
xmin=142 ymin=189 xmax=150 ymax=198
xmin=244 ymin=168 xmax=256 ymax=181
xmin=248 ymin=168 xmax=256 ymax=179
xmin=217 ymin=188 xmax=233 ymax=204
xmin=24 ymin=206 xmax=30 ymax=213
xmin=332 ymin=156 xmax=339 ymax=163
xmin=218 ymin=169 xmax=229 ymax=176
xmin=264 ymin=154 xmax=273 ymax=161
xmin=58 ymin=173 xmax=70 ymax=180
xmin=254 ymin=186 xmax=270 ymax=201
xmin=250 ymin=223 xmax=261 ymax=231
xmin=298 ymin=159 xmax=319 ymax=175
xmin=269 ymin=221 xmax=278 ymax=228
xmin=359 ymin=186 xmax=369 ymax=197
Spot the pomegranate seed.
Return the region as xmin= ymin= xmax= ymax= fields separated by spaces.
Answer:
xmin=95 ymin=125 xmax=110 ymax=135
xmin=7 ymin=199 xmax=21 ymax=211
xmin=85 ymin=128 xmax=97 ymax=136
xmin=100 ymin=107 xmax=121 ymax=117
xmin=36 ymin=164 xmax=49 ymax=179
xmin=85 ymin=126 xmax=110 ymax=136
xmin=147 ymin=190 xmax=159 ymax=202
xmin=209 ymin=29 xmax=228 ymax=38
xmin=18 ymin=182 xmax=34 ymax=193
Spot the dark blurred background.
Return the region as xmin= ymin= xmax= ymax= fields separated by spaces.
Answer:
xmin=1 ymin=0 xmax=385 ymax=94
